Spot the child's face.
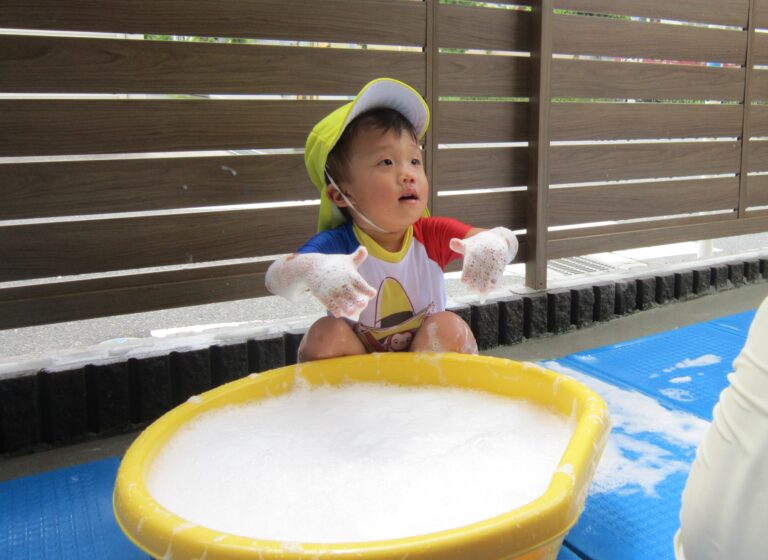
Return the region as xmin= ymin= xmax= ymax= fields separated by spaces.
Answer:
xmin=334 ymin=125 xmax=429 ymax=236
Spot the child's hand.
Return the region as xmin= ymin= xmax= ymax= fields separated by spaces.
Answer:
xmin=449 ymin=227 xmax=518 ymax=296
xmin=265 ymin=247 xmax=377 ymax=320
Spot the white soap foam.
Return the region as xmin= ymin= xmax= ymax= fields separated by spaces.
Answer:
xmin=594 ymin=434 xmax=692 ymax=497
xmin=147 ymin=382 xmax=574 ymax=543
xmin=663 ymin=354 xmax=722 ymax=373
xmin=454 ymin=229 xmax=510 ymax=297
xmin=540 ymin=361 xmax=709 ymax=496
xmin=574 ymin=354 xmax=598 ymax=364
xmin=660 ymin=387 xmax=694 ymax=402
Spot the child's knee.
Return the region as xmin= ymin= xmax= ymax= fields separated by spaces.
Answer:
xmin=413 ymin=312 xmax=477 ymax=354
xmin=298 ymin=317 xmax=366 ymax=362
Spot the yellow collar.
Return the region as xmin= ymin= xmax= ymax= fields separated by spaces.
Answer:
xmin=352 ymin=224 xmax=413 ymax=263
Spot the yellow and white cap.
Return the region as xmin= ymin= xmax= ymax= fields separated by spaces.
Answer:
xmin=304 ymin=77 xmax=431 ymax=232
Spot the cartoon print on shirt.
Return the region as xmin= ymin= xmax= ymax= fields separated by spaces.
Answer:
xmin=355 ymin=277 xmax=434 ymax=352
xmin=389 ymin=332 xmax=413 ymax=351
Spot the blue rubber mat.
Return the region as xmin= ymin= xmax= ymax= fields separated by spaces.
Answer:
xmin=557 ymin=318 xmax=749 ymax=421
xmin=558 ymin=543 xmax=585 ymax=559
xmin=0 ymin=458 xmax=144 ymax=560
xmin=546 ymin=309 xmax=757 ymax=560
xmin=543 ymin=359 xmax=710 ymax=560
xmin=709 ymin=309 xmax=756 ymax=336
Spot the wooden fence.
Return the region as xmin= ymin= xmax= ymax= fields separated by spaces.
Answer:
xmin=1 ymin=0 xmax=766 ymax=329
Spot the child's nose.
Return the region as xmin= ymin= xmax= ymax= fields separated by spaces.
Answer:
xmin=401 ymin=170 xmax=415 ymax=184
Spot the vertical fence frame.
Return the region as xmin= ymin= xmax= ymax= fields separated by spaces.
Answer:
xmin=739 ymin=0 xmax=757 ymax=217
xmin=425 ymin=0 xmax=440 ymax=214
xmin=526 ymin=0 xmax=553 ymax=290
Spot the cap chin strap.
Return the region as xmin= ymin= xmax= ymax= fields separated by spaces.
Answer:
xmin=325 ymin=169 xmax=392 ymax=234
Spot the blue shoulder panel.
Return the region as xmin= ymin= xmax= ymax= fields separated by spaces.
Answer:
xmin=296 ymin=222 xmax=360 ymax=255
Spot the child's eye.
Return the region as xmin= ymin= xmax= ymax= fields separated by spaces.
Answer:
xmin=411 ymin=158 xmax=422 ymax=166
xmin=379 ymin=158 xmax=393 ymax=166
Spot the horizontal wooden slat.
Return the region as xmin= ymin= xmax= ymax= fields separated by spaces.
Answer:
xmin=750 ymin=140 xmax=768 ymax=173
xmin=747 ymin=208 xmax=768 ymax=218
xmin=748 ymin=174 xmax=768 ymax=207
xmin=0 ymin=35 xmax=425 ymax=95
xmin=549 ymin=213 xmax=768 ymax=259
xmin=552 ymin=58 xmax=745 ymax=101
xmin=753 ymin=69 xmax=768 ymax=102
xmin=753 ymin=105 xmax=768 ymax=136
xmin=437 ymin=147 xmax=529 ymax=191
xmin=550 ymin=102 xmax=744 ymax=141
xmin=754 ymin=32 xmax=768 ymax=65
xmin=0 ymin=0 xmax=425 ymax=47
xmin=0 ymin=206 xmax=318 ymax=282
xmin=554 ymin=13 xmax=748 ymax=64
xmin=439 ymin=54 xmax=529 ymax=98
xmin=458 ymin=0 xmax=531 ymax=4
xmin=0 ymin=261 xmax=272 ymax=330
xmin=551 ymin=212 xmax=734 ymax=241
xmin=0 ymin=100 xmax=341 ymax=157
xmin=437 ymin=102 xmax=529 ymax=144
xmin=553 ymin=0 xmax=750 ymax=28
xmin=439 ymin=4 xmax=530 ymax=52
xmin=550 ymin=141 xmax=742 ymax=184
xmin=758 ymin=0 xmax=768 ymax=28
xmin=436 ymin=191 xmax=527 ymax=230
xmin=0 ymin=154 xmax=312 ymax=220
xmin=549 ymin=178 xmax=740 ymax=226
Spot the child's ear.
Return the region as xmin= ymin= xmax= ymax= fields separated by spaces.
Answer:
xmin=326 ymin=184 xmax=349 ymax=208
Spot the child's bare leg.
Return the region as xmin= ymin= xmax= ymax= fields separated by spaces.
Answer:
xmin=297 ymin=317 xmax=367 ymax=362
xmin=410 ymin=311 xmax=478 ymax=354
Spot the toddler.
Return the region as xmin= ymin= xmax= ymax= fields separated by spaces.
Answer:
xmin=266 ymin=78 xmax=518 ymax=362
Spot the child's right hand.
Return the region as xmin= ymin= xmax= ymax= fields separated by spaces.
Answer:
xmin=265 ymin=247 xmax=377 ymax=320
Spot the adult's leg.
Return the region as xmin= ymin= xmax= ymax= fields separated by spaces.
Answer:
xmin=297 ymin=316 xmax=367 ymax=362
xmin=410 ymin=311 xmax=478 ymax=354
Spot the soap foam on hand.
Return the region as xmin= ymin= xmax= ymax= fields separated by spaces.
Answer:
xmin=147 ymin=383 xmax=574 ymax=544
xmin=449 ymin=228 xmax=518 ymax=304
xmin=265 ymin=248 xmax=376 ymax=320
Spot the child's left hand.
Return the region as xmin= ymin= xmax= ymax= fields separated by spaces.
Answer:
xmin=450 ymin=227 xmax=518 ymax=296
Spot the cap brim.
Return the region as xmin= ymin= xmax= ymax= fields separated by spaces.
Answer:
xmin=343 ymin=78 xmax=430 ymax=140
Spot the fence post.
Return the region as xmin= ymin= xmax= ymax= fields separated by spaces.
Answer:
xmin=425 ymin=0 xmax=440 ymax=215
xmin=525 ymin=0 xmax=553 ymax=290
xmin=738 ymin=0 xmax=757 ymax=218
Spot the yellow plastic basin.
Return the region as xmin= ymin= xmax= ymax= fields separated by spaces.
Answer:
xmin=114 ymin=353 xmax=609 ymax=560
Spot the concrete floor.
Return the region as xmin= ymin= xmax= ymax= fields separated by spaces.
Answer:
xmin=1 ymin=282 xmax=766 ymax=483
xmin=488 ymin=282 xmax=768 ymax=362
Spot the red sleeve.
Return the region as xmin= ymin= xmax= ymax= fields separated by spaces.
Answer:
xmin=412 ymin=216 xmax=473 ymax=270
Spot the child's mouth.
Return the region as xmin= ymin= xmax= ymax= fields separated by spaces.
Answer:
xmin=399 ymin=191 xmax=419 ymax=202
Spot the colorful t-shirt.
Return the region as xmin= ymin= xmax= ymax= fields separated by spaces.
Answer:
xmin=297 ymin=217 xmax=472 ymax=352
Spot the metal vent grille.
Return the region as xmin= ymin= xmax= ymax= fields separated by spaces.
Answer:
xmin=548 ymin=256 xmax=616 ymax=276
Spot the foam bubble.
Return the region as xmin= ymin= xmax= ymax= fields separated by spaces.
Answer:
xmin=147 ymin=382 xmax=573 ymax=543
